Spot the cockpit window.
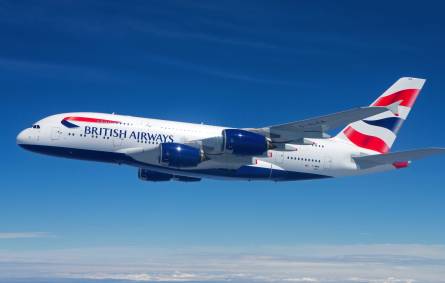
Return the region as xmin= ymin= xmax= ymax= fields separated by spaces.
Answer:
xmin=32 ymin=125 xmax=41 ymax=129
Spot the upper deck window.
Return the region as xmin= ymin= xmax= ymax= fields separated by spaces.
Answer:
xmin=32 ymin=125 xmax=40 ymax=129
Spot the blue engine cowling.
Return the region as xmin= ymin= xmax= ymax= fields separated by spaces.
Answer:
xmin=160 ymin=143 xmax=203 ymax=168
xmin=138 ymin=169 xmax=173 ymax=181
xmin=223 ymin=129 xmax=269 ymax=155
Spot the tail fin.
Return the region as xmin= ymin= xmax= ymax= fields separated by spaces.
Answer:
xmin=336 ymin=77 xmax=426 ymax=153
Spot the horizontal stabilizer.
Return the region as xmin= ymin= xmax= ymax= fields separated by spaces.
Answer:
xmin=353 ymin=147 xmax=445 ymax=169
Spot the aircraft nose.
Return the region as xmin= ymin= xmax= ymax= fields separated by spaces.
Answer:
xmin=16 ymin=129 xmax=29 ymax=147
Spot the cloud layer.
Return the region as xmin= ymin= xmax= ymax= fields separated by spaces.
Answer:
xmin=0 ymin=244 xmax=444 ymax=283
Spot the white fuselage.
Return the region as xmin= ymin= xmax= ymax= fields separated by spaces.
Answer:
xmin=17 ymin=112 xmax=397 ymax=182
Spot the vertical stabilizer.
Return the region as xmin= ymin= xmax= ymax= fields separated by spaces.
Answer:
xmin=336 ymin=77 xmax=426 ymax=153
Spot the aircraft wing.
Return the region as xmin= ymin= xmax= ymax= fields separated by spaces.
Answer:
xmin=353 ymin=147 xmax=445 ymax=169
xmin=248 ymin=106 xmax=389 ymax=143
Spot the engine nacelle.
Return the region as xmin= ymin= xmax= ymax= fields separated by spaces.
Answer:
xmin=138 ymin=169 xmax=173 ymax=182
xmin=160 ymin=143 xmax=204 ymax=168
xmin=223 ymin=129 xmax=269 ymax=155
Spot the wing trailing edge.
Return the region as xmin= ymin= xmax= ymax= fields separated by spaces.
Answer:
xmin=249 ymin=106 xmax=390 ymax=142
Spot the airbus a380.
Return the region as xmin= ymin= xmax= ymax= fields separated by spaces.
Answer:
xmin=17 ymin=77 xmax=445 ymax=182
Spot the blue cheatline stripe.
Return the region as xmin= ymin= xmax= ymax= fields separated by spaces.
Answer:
xmin=17 ymin=144 xmax=330 ymax=181
xmin=61 ymin=120 xmax=79 ymax=128
xmin=362 ymin=117 xmax=403 ymax=134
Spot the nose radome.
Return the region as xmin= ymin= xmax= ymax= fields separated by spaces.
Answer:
xmin=16 ymin=129 xmax=29 ymax=146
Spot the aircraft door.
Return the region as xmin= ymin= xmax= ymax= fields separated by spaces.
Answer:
xmin=113 ymin=136 xmax=123 ymax=148
xmin=51 ymin=127 xmax=62 ymax=140
xmin=269 ymin=150 xmax=286 ymax=180
xmin=278 ymin=151 xmax=285 ymax=163
xmin=270 ymin=150 xmax=284 ymax=163
xmin=323 ymin=155 xmax=332 ymax=169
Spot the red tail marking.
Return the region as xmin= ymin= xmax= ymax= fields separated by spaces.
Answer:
xmin=343 ymin=126 xmax=389 ymax=153
xmin=372 ymin=89 xmax=419 ymax=108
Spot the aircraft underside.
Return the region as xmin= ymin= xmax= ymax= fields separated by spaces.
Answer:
xmin=20 ymin=144 xmax=332 ymax=182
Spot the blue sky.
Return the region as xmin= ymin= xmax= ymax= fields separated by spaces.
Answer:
xmin=1 ymin=1 xmax=445 ymax=282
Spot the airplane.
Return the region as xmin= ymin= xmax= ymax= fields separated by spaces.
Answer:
xmin=16 ymin=77 xmax=445 ymax=182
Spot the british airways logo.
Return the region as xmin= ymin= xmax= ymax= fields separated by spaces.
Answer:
xmin=84 ymin=126 xmax=174 ymax=143
xmin=61 ymin=116 xmax=119 ymax=128
xmin=61 ymin=116 xmax=174 ymax=143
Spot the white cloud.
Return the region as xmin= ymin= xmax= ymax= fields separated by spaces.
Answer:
xmin=78 ymin=272 xmax=226 ymax=282
xmin=0 ymin=232 xmax=52 ymax=239
xmin=347 ymin=277 xmax=416 ymax=283
xmin=0 ymin=244 xmax=444 ymax=282
xmin=283 ymin=277 xmax=319 ymax=282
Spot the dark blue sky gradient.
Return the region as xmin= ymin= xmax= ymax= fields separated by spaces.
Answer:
xmin=1 ymin=0 xmax=445 ymax=251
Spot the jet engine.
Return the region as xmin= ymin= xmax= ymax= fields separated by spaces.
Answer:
xmin=222 ymin=129 xmax=271 ymax=155
xmin=160 ymin=143 xmax=205 ymax=168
